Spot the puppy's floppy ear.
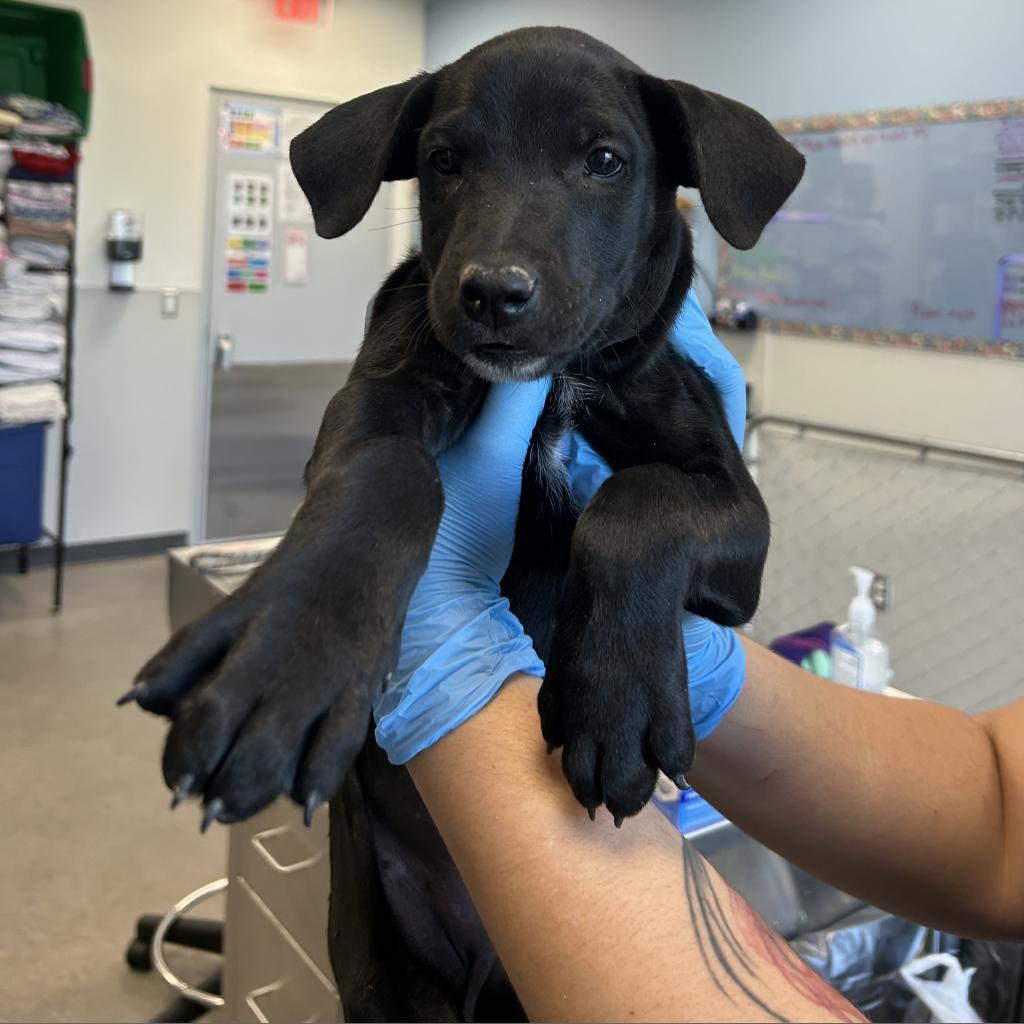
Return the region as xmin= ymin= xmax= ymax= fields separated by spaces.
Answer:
xmin=290 ymin=72 xmax=435 ymax=239
xmin=640 ymin=76 xmax=804 ymax=250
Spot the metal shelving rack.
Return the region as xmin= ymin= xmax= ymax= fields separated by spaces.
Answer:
xmin=0 ymin=2 xmax=90 ymax=611
xmin=2 ymin=139 xmax=79 ymax=611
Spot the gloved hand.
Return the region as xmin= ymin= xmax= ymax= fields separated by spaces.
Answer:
xmin=566 ymin=289 xmax=748 ymax=741
xmin=375 ymin=290 xmax=749 ymax=763
xmin=374 ymin=378 xmax=550 ymax=763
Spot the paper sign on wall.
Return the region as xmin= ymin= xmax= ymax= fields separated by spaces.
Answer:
xmin=227 ymin=173 xmax=274 ymax=235
xmin=277 ymin=107 xmax=321 ymax=223
xmin=225 ymin=173 xmax=274 ymax=293
xmin=283 ymin=108 xmax=320 ymax=149
xmin=285 ymin=228 xmax=309 ymax=285
xmin=219 ymin=101 xmax=282 ymax=155
xmin=278 ymin=160 xmax=313 ymax=223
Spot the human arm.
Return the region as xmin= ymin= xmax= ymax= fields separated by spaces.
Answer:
xmin=568 ymin=294 xmax=1024 ymax=939
xmin=408 ymin=672 xmax=864 ymax=1023
xmin=688 ymin=637 xmax=1024 ymax=941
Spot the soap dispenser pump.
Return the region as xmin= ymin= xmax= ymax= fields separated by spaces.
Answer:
xmin=830 ymin=566 xmax=890 ymax=693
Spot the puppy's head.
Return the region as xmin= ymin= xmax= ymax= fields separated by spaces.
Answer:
xmin=292 ymin=27 xmax=803 ymax=381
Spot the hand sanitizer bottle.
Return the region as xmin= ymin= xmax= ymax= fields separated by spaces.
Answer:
xmin=830 ymin=566 xmax=890 ymax=693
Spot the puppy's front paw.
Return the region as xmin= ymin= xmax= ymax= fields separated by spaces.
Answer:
xmin=123 ymin=556 xmax=401 ymax=828
xmin=539 ymin=620 xmax=695 ymax=824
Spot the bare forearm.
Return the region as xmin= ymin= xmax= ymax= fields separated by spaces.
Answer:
xmin=689 ymin=637 xmax=1024 ymax=940
xmin=409 ymin=674 xmax=862 ymax=1023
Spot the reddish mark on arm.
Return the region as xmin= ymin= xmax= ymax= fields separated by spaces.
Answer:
xmin=727 ymin=887 xmax=868 ymax=1023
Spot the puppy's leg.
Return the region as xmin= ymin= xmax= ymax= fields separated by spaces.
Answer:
xmin=540 ymin=351 xmax=768 ymax=821
xmin=130 ymin=265 xmax=488 ymax=825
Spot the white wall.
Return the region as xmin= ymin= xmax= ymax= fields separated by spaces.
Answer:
xmin=37 ymin=0 xmax=425 ymax=543
xmin=64 ymin=0 xmax=425 ymax=291
xmin=32 ymin=0 xmax=1024 ymax=544
xmin=426 ymin=0 xmax=1024 ymax=453
xmin=426 ymin=0 xmax=1022 ymax=118
xmin=728 ymin=332 xmax=1024 ymax=453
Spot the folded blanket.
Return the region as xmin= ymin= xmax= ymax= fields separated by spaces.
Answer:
xmin=0 ymin=346 xmax=62 ymax=372
xmin=0 ymin=95 xmax=81 ymax=136
xmin=6 ymin=180 xmax=73 ymax=208
xmin=7 ymin=217 xmax=74 ymax=242
xmin=12 ymin=141 xmax=78 ymax=178
xmin=10 ymin=238 xmax=69 ymax=268
xmin=7 ymin=165 xmax=75 ymax=184
xmin=0 ymin=380 xmax=66 ymax=421
xmin=0 ymin=270 xmax=70 ymax=319
xmin=0 ymin=322 xmax=64 ymax=351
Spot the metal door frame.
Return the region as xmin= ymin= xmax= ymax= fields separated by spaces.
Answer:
xmin=192 ymin=86 xmax=337 ymax=543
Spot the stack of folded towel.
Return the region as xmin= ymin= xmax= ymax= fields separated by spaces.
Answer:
xmin=0 ymin=379 xmax=66 ymax=423
xmin=6 ymin=177 xmax=73 ymax=269
xmin=0 ymin=94 xmax=77 ymax=413
xmin=0 ymin=270 xmax=67 ymax=383
xmin=0 ymin=95 xmax=82 ymax=137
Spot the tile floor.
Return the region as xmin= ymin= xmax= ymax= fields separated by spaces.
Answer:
xmin=0 ymin=556 xmax=226 ymax=1021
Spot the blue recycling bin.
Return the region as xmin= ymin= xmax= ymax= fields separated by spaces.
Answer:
xmin=0 ymin=421 xmax=49 ymax=543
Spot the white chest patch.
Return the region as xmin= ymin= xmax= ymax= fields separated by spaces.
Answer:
xmin=531 ymin=373 xmax=603 ymax=511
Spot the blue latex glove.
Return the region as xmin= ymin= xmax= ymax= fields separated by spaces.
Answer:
xmin=567 ymin=290 xmax=748 ymax=741
xmin=374 ymin=378 xmax=550 ymax=763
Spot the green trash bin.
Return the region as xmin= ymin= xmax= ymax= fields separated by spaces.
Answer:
xmin=0 ymin=0 xmax=90 ymax=135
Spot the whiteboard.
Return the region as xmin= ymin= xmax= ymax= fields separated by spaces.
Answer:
xmin=720 ymin=100 xmax=1024 ymax=359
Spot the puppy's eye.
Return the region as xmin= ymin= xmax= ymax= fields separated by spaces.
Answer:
xmin=429 ymin=148 xmax=461 ymax=175
xmin=584 ymin=148 xmax=625 ymax=178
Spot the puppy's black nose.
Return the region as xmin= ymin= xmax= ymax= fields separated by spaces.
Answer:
xmin=459 ymin=263 xmax=537 ymax=329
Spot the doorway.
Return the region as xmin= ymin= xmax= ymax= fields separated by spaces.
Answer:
xmin=198 ymin=88 xmax=402 ymax=540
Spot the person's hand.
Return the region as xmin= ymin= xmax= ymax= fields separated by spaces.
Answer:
xmin=567 ymin=289 xmax=748 ymax=742
xmin=374 ymin=378 xmax=550 ymax=763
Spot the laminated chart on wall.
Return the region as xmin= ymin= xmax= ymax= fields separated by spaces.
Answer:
xmin=218 ymin=101 xmax=282 ymax=155
xmin=225 ymin=173 xmax=274 ymax=293
xmin=719 ymin=100 xmax=1024 ymax=358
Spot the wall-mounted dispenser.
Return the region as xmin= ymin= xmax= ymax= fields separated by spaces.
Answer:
xmin=107 ymin=209 xmax=143 ymax=291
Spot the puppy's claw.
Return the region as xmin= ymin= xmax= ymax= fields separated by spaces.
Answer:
xmin=170 ymin=775 xmax=195 ymax=810
xmin=587 ymin=806 xmax=596 ymax=822
xmin=613 ymin=814 xmax=624 ymax=829
xmin=303 ymin=791 xmax=323 ymax=829
xmin=115 ymin=686 xmax=143 ymax=706
xmin=200 ymin=799 xmax=224 ymax=834
xmin=673 ymin=773 xmax=689 ymax=791
xmin=546 ymin=742 xmax=556 ymax=756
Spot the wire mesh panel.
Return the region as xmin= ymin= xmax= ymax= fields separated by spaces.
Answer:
xmin=746 ymin=421 xmax=1024 ymax=713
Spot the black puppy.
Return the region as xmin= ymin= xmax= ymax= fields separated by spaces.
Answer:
xmin=126 ymin=28 xmax=802 ymax=831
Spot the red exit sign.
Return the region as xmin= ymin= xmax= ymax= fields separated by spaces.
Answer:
xmin=274 ymin=0 xmax=321 ymax=24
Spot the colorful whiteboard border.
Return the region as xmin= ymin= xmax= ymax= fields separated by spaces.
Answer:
xmin=773 ymin=97 xmax=1024 ymax=135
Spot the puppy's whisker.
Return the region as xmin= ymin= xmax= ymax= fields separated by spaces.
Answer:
xmin=373 ymin=281 xmax=431 ymax=297
xmin=623 ymin=291 xmax=645 ymax=336
xmin=368 ymin=218 xmax=421 ymax=232
xmin=370 ymin=301 xmax=423 ymax=338
xmin=628 ymin=288 xmax=671 ymax=333
xmin=405 ymin=308 xmax=436 ymax=352
xmin=371 ymin=299 xmax=428 ymax=329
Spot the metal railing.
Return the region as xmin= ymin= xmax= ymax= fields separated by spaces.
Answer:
xmin=744 ymin=416 xmax=1024 ymax=713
